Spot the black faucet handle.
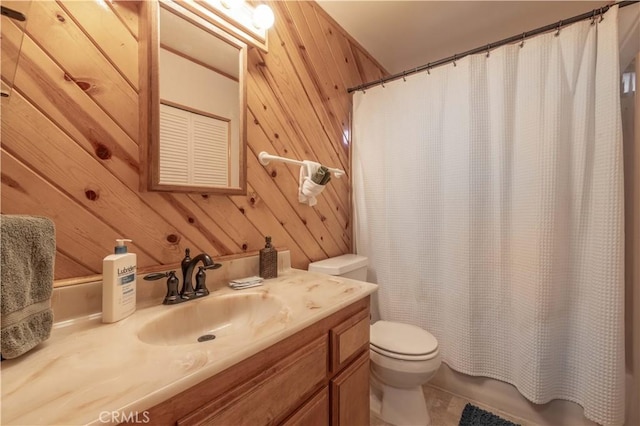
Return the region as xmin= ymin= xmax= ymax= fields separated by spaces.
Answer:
xmin=164 ymin=271 xmax=180 ymax=304
xmin=144 ymin=271 xmax=173 ymax=281
xmin=194 ymin=266 xmax=210 ymax=297
xmin=144 ymin=271 xmax=181 ymax=305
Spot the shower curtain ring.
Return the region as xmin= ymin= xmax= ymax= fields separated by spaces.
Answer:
xmin=403 ymin=71 xmax=407 ymax=82
xmin=591 ymin=9 xmax=597 ymax=25
xmin=486 ymin=44 xmax=491 ymax=58
xmin=453 ymin=54 xmax=457 ymax=67
xmin=380 ymin=78 xmax=385 ymax=88
xmin=599 ymin=7 xmax=604 ymax=22
xmin=520 ymin=33 xmax=526 ymax=48
xmin=555 ymin=20 xmax=562 ymax=37
xmin=426 ymin=64 xmax=431 ymax=75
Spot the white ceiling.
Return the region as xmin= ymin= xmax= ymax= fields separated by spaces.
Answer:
xmin=316 ymin=1 xmax=610 ymax=75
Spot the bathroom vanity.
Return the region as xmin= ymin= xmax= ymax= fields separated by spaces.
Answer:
xmin=0 ymin=267 xmax=376 ymax=426
xmin=134 ymin=297 xmax=371 ymax=425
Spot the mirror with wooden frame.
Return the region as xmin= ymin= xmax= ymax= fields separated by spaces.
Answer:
xmin=1 ymin=1 xmax=32 ymax=98
xmin=140 ymin=0 xmax=247 ymax=194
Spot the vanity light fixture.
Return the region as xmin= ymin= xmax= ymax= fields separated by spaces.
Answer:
xmin=220 ymin=0 xmax=243 ymax=10
xmin=200 ymin=0 xmax=274 ymax=50
xmin=252 ymin=4 xmax=275 ymax=30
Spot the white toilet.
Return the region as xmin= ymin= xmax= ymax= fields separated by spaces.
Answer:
xmin=308 ymin=255 xmax=441 ymax=426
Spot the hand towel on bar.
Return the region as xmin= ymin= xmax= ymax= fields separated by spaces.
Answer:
xmin=298 ymin=160 xmax=325 ymax=206
xmin=1 ymin=215 xmax=55 ymax=359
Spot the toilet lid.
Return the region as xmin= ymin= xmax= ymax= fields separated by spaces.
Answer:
xmin=370 ymin=345 xmax=438 ymax=361
xmin=370 ymin=321 xmax=438 ymax=356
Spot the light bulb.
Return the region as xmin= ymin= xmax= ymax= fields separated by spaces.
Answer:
xmin=252 ymin=4 xmax=274 ymax=30
xmin=220 ymin=0 xmax=243 ymax=9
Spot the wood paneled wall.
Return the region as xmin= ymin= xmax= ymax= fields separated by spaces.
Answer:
xmin=0 ymin=0 xmax=386 ymax=282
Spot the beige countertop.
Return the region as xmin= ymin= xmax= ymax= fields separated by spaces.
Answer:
xmin=1 ymin=268 xmax=377 ymax=426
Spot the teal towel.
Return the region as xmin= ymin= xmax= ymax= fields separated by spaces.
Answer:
xmin=1 ymin=215 xmax=55 ymax=359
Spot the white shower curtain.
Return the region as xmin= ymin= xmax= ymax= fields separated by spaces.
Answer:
xmin=353 ymin=7 xmax=625 ymax=426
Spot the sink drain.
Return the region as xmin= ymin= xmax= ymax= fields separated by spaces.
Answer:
xmin=197 ymin=334 xmax=216 ymax=343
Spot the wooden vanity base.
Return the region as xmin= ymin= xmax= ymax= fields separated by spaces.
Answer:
xmin=123 ymin=297 xmax=371 ymax=426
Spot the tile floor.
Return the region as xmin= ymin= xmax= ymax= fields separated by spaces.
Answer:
xmin=371 ymin=384 xmax=536 ymax=426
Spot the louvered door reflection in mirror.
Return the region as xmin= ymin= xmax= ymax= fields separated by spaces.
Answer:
xmin=140 ymin=0 xmax=247 ymax=194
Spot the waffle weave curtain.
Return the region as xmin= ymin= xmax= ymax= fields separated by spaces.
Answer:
xmin=353 ymin=7 xmax=625 ymax=425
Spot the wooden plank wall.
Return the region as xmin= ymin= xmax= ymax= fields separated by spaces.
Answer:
xmin=0 ymin=0 xmax=386 ymax=282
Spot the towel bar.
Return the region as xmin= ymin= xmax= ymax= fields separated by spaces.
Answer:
xmin=258 ymin=151 xmax=345 ymax=178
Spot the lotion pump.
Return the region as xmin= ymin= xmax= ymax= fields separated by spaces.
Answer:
xmin=102 ymin=239 xmax=137 ymax=323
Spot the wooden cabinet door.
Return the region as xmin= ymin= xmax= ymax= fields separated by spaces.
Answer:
xmin=281 ymin=387 xmax=329 ymax=426
xmin=330 ymin=352 xmax=370 ymax=426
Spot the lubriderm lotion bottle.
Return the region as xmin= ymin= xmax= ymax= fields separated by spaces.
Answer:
xmin=102 ymin=239 xmax=137 ymax=323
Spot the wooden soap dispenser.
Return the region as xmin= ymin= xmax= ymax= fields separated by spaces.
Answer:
xmin=259 ymin=236 xmax=278 ymax=279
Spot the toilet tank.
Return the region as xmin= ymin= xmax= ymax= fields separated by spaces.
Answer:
xmin=308 ymin=254 xmax=368 ymax=281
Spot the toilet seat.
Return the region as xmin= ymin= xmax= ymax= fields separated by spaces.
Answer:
xmin=370 ymin=321 xmax=439 ymax=361
xmin=370 ymin=344 xmax=439 ymax=361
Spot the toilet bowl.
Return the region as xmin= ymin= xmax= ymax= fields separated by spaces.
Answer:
xmin=369 ymin=320 xmax=441 ymax=426
xmin=307 ymin=255 xmax=441 ymax=425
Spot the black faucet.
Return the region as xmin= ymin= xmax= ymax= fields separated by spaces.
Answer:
xmin=181 ymin=249 xmax=219 ymax=299
xmin=143 ymin=248 xmax=221 ymax=305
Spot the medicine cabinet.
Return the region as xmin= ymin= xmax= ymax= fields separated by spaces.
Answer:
xmin=140 ymin=0 xmax=247 ymax=194
xmin=1 ymin=1 xmax=32 ymax=98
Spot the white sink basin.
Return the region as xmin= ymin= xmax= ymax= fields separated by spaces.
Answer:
xmin=137 ymin=292 xmax=291 ymax=346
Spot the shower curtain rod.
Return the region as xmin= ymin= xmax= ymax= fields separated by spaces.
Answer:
xmin=347 ymin=0 xmax=638 ymax=93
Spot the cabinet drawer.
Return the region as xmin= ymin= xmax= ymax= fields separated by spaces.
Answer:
xmin=178 ymin=335 xmax=328 ymax=426
xmin=330 ymin=309 xmax=369 ymax=373
xmin=280 ymin=387 xmax=329 ymax=426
